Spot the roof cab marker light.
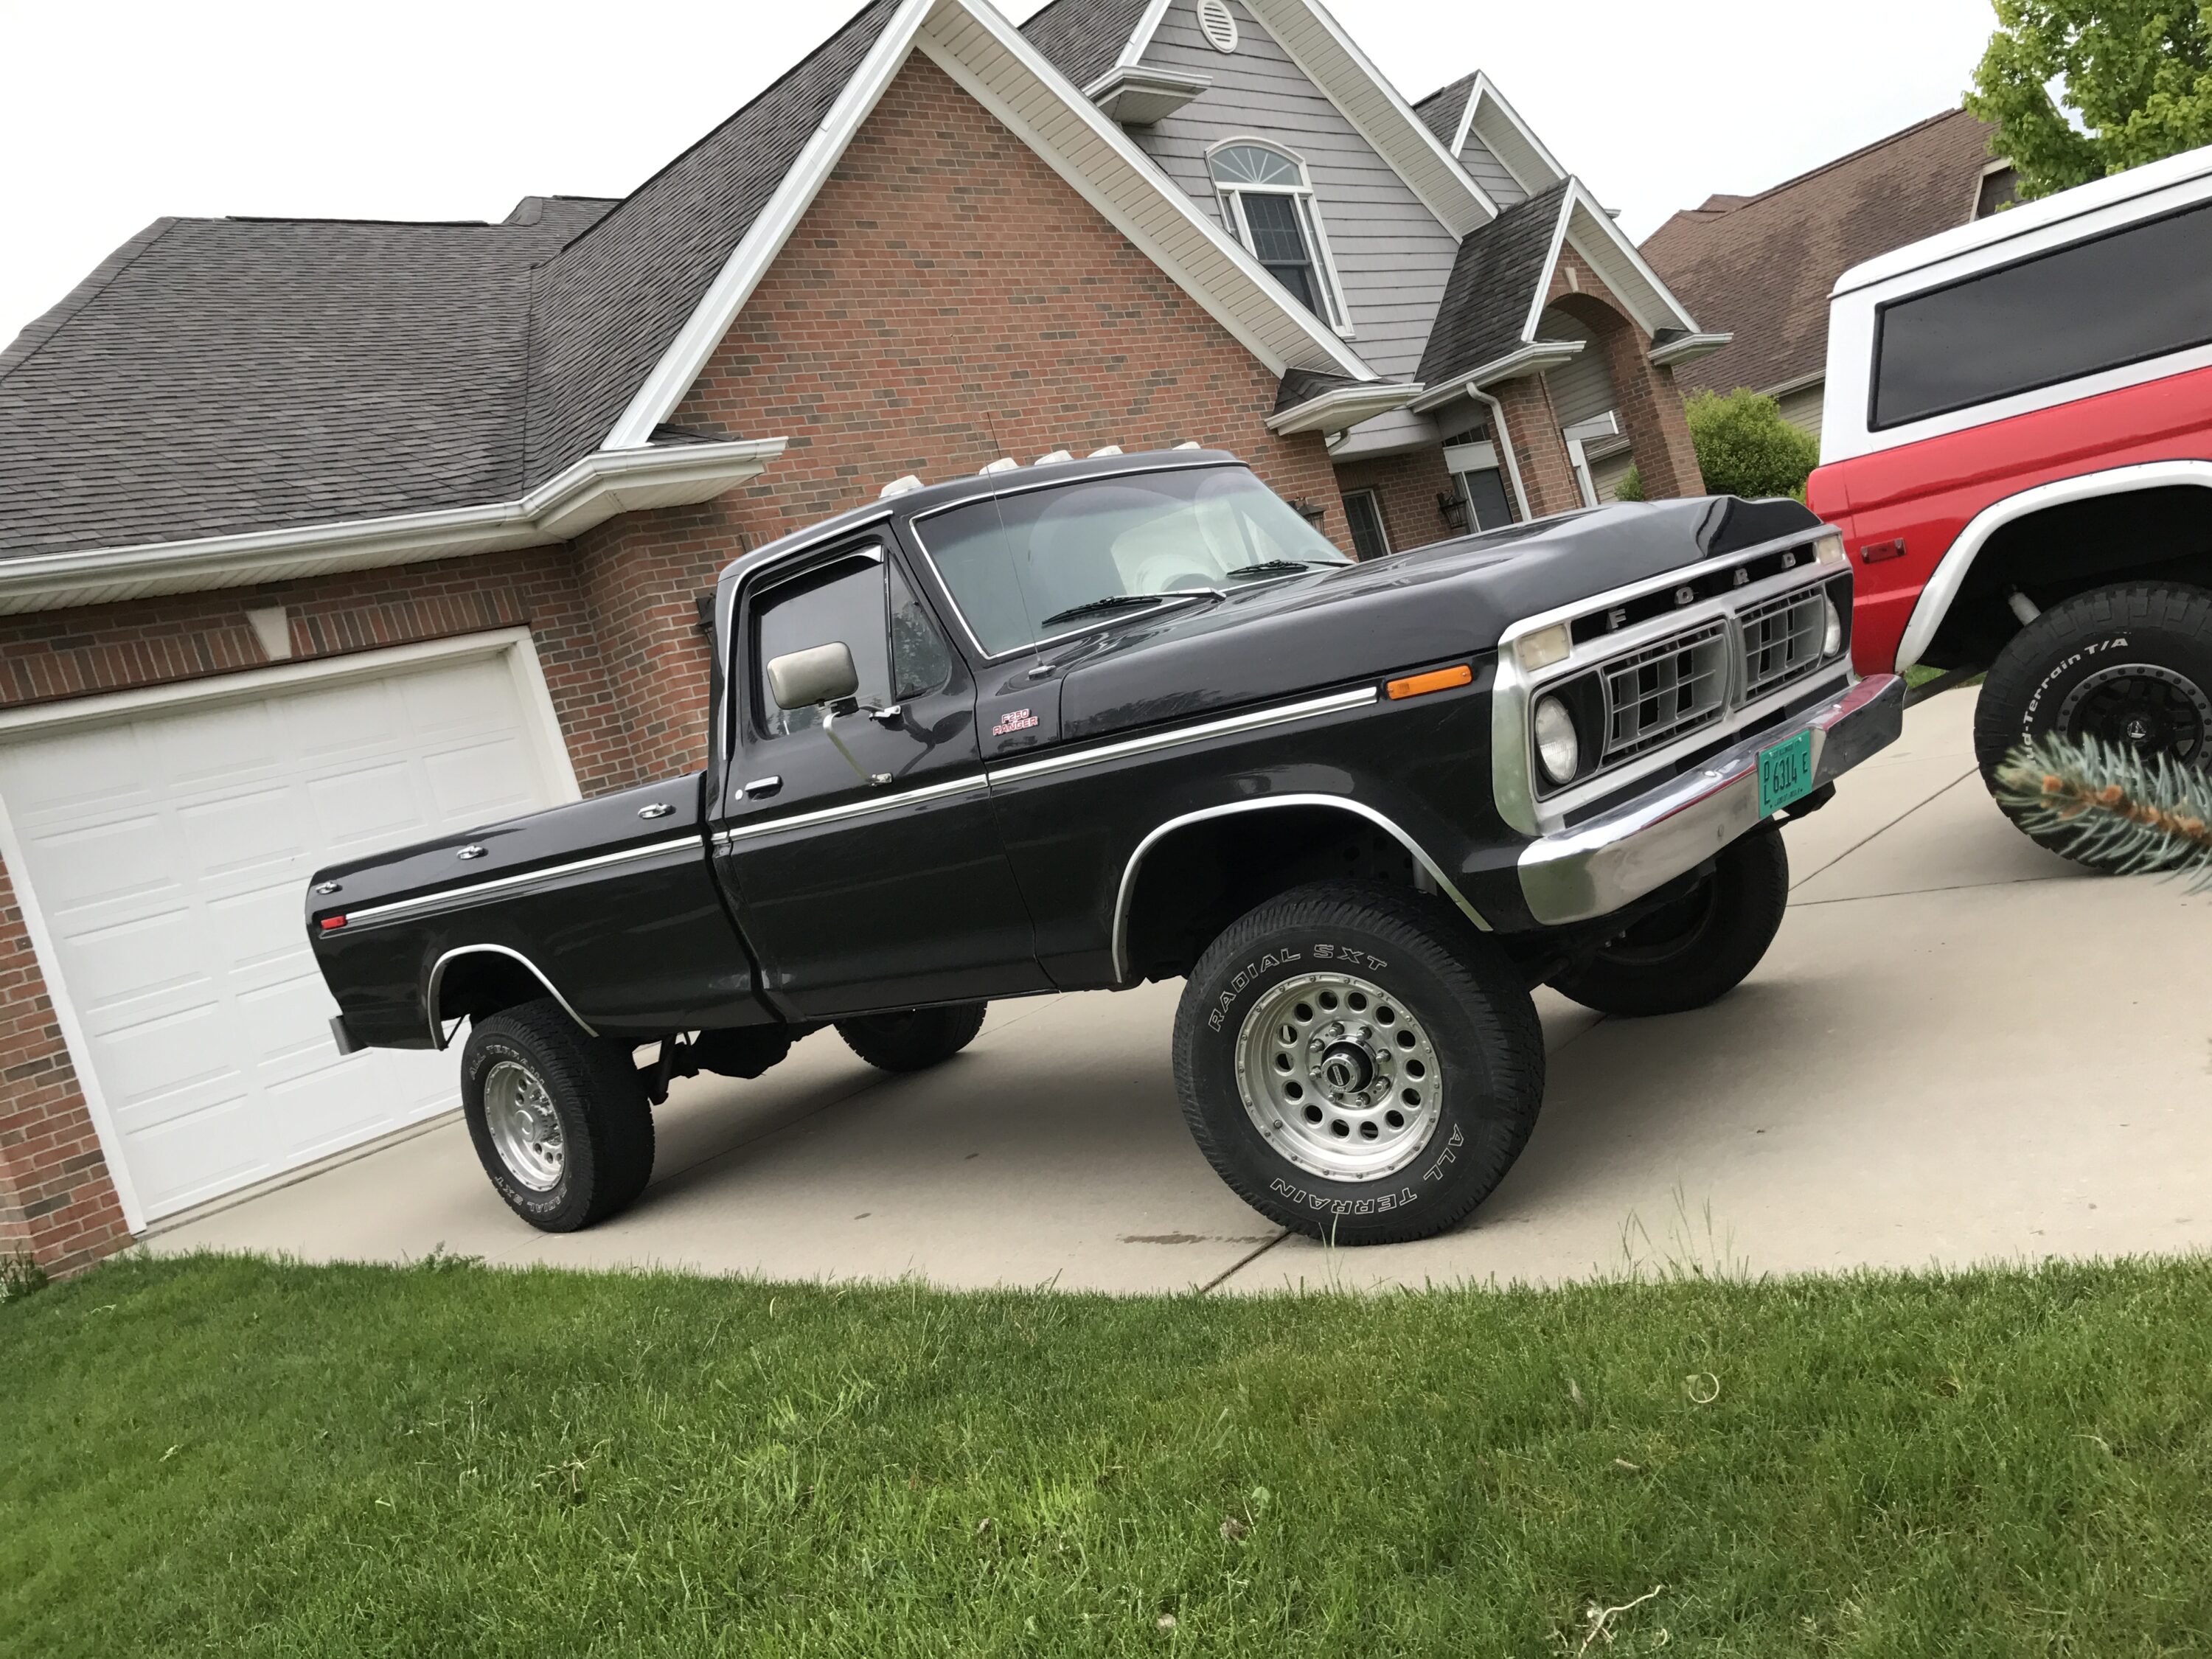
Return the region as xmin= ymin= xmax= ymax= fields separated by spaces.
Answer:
xmin=1034 ymin=450 xmax=1073 ymax=466
xmin=1513 ymin=623 xmax=1571 ymax=674
xmin=979 ymin=456 xmax=1020 ymax=476
xmin=1812 ymin=532 xmax=1847 ymax=566
xmin=1173 ymin=440 xmax=1203 ymax=451
xmin=1386 ymin=663 xmax=1474 ymax=700
xmin=1088 ymin=445 xmax=1124 ymax=457
xmin=877 ymin=473 xmax=924 ymax=499
xmin=319 ymin=915 xmax=347 ymax=932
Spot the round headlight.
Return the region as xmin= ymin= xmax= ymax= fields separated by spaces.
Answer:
xmin=1823 ymin=595 xmax=1843 ymax=658
xmin=1533 ymin=695 xmax=1579 ymax=785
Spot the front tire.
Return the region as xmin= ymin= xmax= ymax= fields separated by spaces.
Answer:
xmin=1975 ymin=582 xmax=2212 ymax=870
xmin=1172 ymin=881 xmax=1545 ymax=1246
xmin=835 ymin=1002 xmax=988 ymax=1073
xmin=460 ymin=1000 xmax=654 ymax=1232
xmin=1547 ymin=821 xmax=1789 ymax=1017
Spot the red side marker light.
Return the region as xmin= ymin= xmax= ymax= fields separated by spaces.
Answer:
xmin=319 ymin=915 xmax=347 ymax=932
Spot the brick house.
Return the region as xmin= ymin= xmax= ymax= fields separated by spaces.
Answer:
xmin=0 ymin=0 xmax=1722 ymax=1272
xmin=1641 ymin=108 xmax=2014 ymax=449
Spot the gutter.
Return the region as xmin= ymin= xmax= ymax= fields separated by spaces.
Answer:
xmin=1649 ymin=330 xmax=1732 ymax=369
xmin=0 ymin=437 xmax=787 ymax=616
xmin=1408 ymin=340 xmax=1584 ymax=412
xmin=1265 ymin=380 xmax=1425 ymax=435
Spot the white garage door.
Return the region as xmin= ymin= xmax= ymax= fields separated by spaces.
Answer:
xmin=0 ymin=638 xmax=574 ymax=1223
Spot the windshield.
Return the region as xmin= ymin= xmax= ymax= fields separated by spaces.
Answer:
xmin=912 ymin=466 xmax=1352 ymax=657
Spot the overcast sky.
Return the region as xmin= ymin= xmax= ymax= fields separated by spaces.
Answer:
xmin=1 ymin=0 xmax=1997 ymax=348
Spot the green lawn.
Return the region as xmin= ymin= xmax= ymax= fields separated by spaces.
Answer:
xmin=8 ymin=1253 xmax=2212 ymax=1657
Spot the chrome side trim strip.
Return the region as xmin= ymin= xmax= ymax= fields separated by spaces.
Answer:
xmin=344 ymin=835 xmax=702 ymax=928
xmin=989 ymin=686 xmax=1377 ymax=787
xmin=1111 ymin=793 xmax=1489 ymax=981
xmin=425 ymin=943 xmax=599 ymax=1050
xmin=713 ymin=773 xmax=991 ymax=845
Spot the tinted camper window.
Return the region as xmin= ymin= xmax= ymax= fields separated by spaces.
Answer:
xmin=1871 ymin=198 xmax=2212 ymax=428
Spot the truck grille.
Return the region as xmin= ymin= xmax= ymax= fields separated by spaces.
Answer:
xmin=1601 ymin=622 xmax=1729 ymax=763
xmin=1738 ymin=586 xmax=1829 ymax=703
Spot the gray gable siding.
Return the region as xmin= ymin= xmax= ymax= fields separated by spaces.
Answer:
xmin=1456 ymin=131 xmax=1527 ymax=208
xmin=1129 ymin=0 xmax=1461 ymax=383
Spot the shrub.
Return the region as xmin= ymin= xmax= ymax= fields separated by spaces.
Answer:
xmin=1612 ymin=388 xmax=1820 ymax=504
xmin=1 ymin=1251 xmax=48 ymax=1305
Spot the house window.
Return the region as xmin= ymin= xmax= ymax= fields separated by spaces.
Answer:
xmin=1342 ymin=490 xmax=1391 ymax=559
xmin=1441 ymin=434 xmax=1517 ymax=532
xmin=1208 ymin=142 xmax=1351 ymax=333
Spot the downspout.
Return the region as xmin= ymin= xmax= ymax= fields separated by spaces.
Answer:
xmin=1467 ymin=383 xmax=1533 ymax=523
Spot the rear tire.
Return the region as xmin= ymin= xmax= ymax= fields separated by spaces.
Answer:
xmin=1547 ymin=822 xmax=1789 ymax=1018
xmin=1975 ymin=582 xmax=2212 ymax=871
xmin=1172 ymin=880 xmax=1545 ymax=1246
xmin=835 ymin=1003 xmax=988 ymax=1073
xmin=459 ymin=1000 xmax=654 ymax=1232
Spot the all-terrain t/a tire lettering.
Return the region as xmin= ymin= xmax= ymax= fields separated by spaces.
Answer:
xmin=1172 ymin=881 xmax=1544 ymax=1245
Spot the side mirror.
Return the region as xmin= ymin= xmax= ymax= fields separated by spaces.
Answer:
xmin=765 ymin=641 xmax=859 ymax=711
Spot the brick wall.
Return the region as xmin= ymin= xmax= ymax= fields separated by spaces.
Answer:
xmin=673 ymin=52 xmax=1346 ymax=563
xmin=1332 ymin=447 xmax=1459 ymax=554
xmin=1544 ymin=251 xmax=1704 ymax=501
xmin=0 ymin=855 xmax=129 ymax=1276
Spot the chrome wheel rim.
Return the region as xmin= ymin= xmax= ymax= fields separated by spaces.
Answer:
xmin=1235 ymin=970 xmax=1442 ymax=1182
xmin=484 ymin=1058 xmax=565 ymax=1191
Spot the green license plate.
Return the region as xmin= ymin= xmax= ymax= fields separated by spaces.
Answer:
xmin=1757 ymin=730 xmax=1815 ymax=815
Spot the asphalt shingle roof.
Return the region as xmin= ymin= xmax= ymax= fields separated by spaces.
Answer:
xmin=1415 ymin=179 xmax=1568 ymax=387
xmin=0 ymin=209 xmax=606 ymax=559
xmin=1411 ymin=74 xmax=1475 ymax=149
xmin=0 ymin=0 xmax=902 ymax=563
xmin=1638 ymin=109 xmax=2000 ymax=397
xmin=1019 ymin=0 xmax=1152 ymax=91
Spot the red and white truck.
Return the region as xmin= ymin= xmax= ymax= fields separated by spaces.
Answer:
xmin=1806 ymin=142 xmax=2212 ymax=866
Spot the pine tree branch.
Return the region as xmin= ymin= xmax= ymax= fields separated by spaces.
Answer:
xmin=1993 ymin=734 xmax=2212 ymax=888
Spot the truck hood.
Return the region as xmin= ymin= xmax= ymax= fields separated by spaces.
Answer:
xmin=1053 ymin=495 xmax=1821 ymax=741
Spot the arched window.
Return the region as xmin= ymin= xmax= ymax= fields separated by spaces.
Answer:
xmin=1206 ymin=141 xmax=1351 ymax=333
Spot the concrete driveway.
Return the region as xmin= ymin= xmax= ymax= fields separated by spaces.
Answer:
xmin=148 ymin=686 xmax=2212 ymax=1292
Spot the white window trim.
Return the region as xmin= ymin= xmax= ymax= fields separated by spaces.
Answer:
xmin=1206 ymin=136 xmax=1356 ymax=338
xmin=0 ymin=627 xmax=579 ymax=1234
xmin=1341 ymin=487 xmax=1391 ymax=556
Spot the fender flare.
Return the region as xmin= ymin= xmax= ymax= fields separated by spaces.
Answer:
xmin=1894 ymin=459 xmax=2212 ymax=670
xmin=424 ymin=944 xmax=597 ymax=1050
xmin=1109 ymin=793 xmax=1489 ymax=983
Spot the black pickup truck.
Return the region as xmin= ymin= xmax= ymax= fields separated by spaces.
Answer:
xmin=308 ymin=449 xmax=1902 ymax=1245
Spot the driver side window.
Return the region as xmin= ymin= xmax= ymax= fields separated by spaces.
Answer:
xmin=751 ymin=551 xmax=894 ymax=738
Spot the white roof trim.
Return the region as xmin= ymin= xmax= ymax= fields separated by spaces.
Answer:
xmin=603 ymin=0 xmax=1373 ymax=454
xmin=1408 ymin=341 xmax=1583 ymax=410
xmin=1520 ymin=178 xmax=1702 ymax=344
xmin=1450 ymin=72 xmax=1567 ymax=194
xmin=0 ymin=437 xmax=787 ymax=616
xmin=1083 ymin=63 xmax=1212 ymax=124
xmin=1117 ymin=0 xmax=1177 ymax=67
xmin=1235 ymin=0 xmax=1498 ymax=234
xmin=1265 ymin=379 xmax=1424 ymax=433
xmin=1649 ymin=330 xmax=1731 ymax=368
xmin=917 ymin=1 xmax=1374 ymax=378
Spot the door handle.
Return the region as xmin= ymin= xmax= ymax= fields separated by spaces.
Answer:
xmin=865 ymin=703 xmax=903 ymax=726
xmin=637 ymin=801 xmax=674 ymax=819
xmin=741 ymin=776 xmax=782 ymax=799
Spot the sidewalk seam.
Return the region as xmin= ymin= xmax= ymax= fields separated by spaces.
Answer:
xmin=1200 ymin=1230 xmax=1290 ymax=1293
xmin=1790 ymin=765 xmax=1978 ymax=892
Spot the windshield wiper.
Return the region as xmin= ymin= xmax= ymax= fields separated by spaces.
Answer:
xmin=1221 ymin=559 xmax=1342 ymax=579
xmin=1038 ymin=593 xmax=1184 ymax=629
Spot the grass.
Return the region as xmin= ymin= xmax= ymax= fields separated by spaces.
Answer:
xmin=8 ymin=1253 xmax=2212 ymax=1657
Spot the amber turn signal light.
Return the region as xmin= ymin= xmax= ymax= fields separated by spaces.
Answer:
xmin=1385 ymin=663 xmax=1473 ymax=700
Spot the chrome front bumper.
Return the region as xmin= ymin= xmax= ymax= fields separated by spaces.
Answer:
xmin=1517 ymin=672 xmax=1904 ymax=925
